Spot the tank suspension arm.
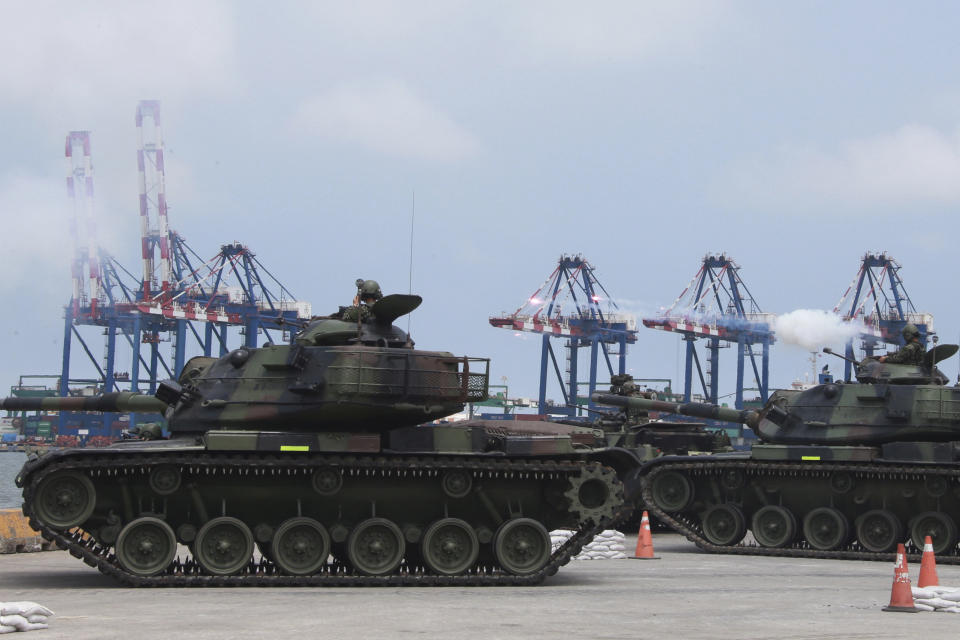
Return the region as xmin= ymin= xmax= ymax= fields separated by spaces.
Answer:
xmin=591 ymin=393 xmax=759 ymax=429
xmin=473 ymin=485 xmax=505 ymax=526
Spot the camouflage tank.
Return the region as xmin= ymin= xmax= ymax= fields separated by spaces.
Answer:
xmin=593 ymin=374 xmax=730 ymax=460
xmin=3 ymin=290 xmax=636 ymax=586
xmin=573 ymin=374 xmax=730 ymax=534
xmin=593 ymin=342 xmax=960 ymax=563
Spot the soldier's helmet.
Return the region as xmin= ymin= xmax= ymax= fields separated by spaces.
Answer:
xmin=359 ymin=280 xmax=383 ymax=301
xmin=902 ymin=323 xmax=920 ymax=341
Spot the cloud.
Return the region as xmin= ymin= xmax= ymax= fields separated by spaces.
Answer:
xmin=289 ymin=79 xmax=481 ymax=161
xmin=0 ymin=2 xmax=238 ymax=112
xmin=291 ymin=1 xmax=730 ymax=67
xmin=0 ymin=173 xmax=74 ymax=294
xmin=298 ymin=1 xmax=476 ymax=43
xmin=716 ymin=124 xmax=960 ymax=213
xmin=498 ymin=0 xmax=730 ymax=65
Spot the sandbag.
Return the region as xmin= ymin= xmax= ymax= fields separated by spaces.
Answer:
xmin=0 ymin=625 xmax=15 ymax=635
xmin=914 ymin=603 xmax=935 ymax=611
xmin=915 ymin=597 xmax=958 ymax=610
xmin=0 ymin=602 xmax=54 ymax=617
xmin=0 ymin=615 xmax=28 ymax=631
xmin=911 ymin=587 xmax=938 ymax=600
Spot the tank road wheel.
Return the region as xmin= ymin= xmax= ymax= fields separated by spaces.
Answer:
xmin=34 ymin=470 xmax=96 ymax=529
xmin=493 ymin=518 xmax=551 ymax=576
xmin=271 ymin=517 xmax=331 ymax=576
xmin=855 ymin=509 xmax=903 ymax=553
xmin=802 ymin=507 xmax=850 ymax=551
xmin=347 ymin=518 xmax=405 ymax=576
xmin=649 ymin=471 xmax=693 ymax=513
xmin=421 ymin=518 xmax=480 ymax=576
xmin=701 ymin=504 xmax=747 ymax=546
xmin=441 ymin=470 xmax=473 ymax=499
xmin=148 ymin=465 xmax=182 ymax=496
xmin=312 ymin=468 xmax=343 ymax=496
xmin=564 ymin=466 xmax=622 ymax=523
xmin=830 ymin=472 xmax=855 ymax=494
xmin=719 ymin=469 xmax=746 ymax=492
xmin=924 ymin=476 xmax=949 ymax=498
xmin=194 ymin=517 xmax=255 ymax=576
xmin=115 ymin=517 xmax=177 ymax=577
xmin=909 ymin=512 xmax=958 ymax=555
xmin=751 ymin=505 xmax=797 ymax=548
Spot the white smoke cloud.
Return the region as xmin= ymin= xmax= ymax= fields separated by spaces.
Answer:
xmin=773 ymin=309 xmax=864 ymax=351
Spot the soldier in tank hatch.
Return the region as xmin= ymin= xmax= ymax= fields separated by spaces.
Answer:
xmin=878 ymin=323 xmax=925 ymax=365
xmin=341 ymin=279 xmax=383 ymax=323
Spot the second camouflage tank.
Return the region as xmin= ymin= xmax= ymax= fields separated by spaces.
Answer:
xmin=594 ymin=341 xmax=960 ymax=562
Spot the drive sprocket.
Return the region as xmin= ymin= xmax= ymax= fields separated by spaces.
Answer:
xmin=563 ymin=464 xmax=622 ymax=524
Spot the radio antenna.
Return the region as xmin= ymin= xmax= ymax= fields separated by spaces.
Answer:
xmin=407 ymin=190 xmax=415 ymax=334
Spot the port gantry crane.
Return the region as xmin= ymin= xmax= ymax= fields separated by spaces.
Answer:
xmin=833 ymin=251 xmax=934 ymax=382
xmin=56 ymin=101 xmax=308 ymax=439
xmin=489 ymin=255 xmax=637 ymax=417
xmin=643 ymin=253 xmax=774 ymax=410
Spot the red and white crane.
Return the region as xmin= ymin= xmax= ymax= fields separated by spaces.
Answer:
xmin=136 ymin=100 xmax=174 ymax=303
xmin=64 ymin=131 xmax=103 ymax=319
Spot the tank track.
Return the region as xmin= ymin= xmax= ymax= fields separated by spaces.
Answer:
xmin=20 ymin=451 xmax=629 ymax=586
xmin=641 ymin=457 xmax=960 ymax=565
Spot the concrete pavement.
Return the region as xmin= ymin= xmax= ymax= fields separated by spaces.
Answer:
xmin=0 ymin=533 xmax=956 ymax=640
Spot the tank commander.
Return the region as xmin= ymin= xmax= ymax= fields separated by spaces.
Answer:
xmin=341 ymin=279 xmax=383 ymax=323
xmin=878 ymin=323 xmax=925 ymax=365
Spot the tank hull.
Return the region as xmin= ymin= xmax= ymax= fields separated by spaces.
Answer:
xmin=639 ymin=446 xmax=960 ymax=563
xmin=17 ymin=423 xmax=635 ymax=586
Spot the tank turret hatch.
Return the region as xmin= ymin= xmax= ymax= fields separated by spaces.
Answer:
xmin=296 ymin=294 xmax=421 ymax=347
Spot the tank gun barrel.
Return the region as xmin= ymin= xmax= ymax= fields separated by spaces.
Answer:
xmin=591 ymin=393 xmax=759 ymax=429
xmin=0 ymin=392 xmax=168 ymax=414
xmin=822 ymin=347 xmax=861 ymax=366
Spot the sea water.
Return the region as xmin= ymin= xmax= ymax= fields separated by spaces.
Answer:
xmin=0 ymin=452 xmax=26 ymax=508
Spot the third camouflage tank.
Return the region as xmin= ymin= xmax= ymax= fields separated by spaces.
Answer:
xmin=593 ymin=342 xmax=960 ymax=562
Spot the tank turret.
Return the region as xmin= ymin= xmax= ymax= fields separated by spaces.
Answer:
xmin=588 ymin=375 xmax=731 ymax=457
xmin=596 ymin=343 xmax=960 ymax=447
xmin=592 ymin=393 xmax=759 ymax=430
xmin=2 ymin=294 xmax=490 ymax=435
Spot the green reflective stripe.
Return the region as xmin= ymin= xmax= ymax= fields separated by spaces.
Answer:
xmin=280 ymin=445 xmax=310 ymax=452
xmin=801 ymin=455 xmax=820 ymax=461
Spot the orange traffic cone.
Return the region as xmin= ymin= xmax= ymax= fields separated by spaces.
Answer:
xmin=632 ymin=510 xmax=659 ymax=559
xmin=917 ymin=535 xmax=940 ymax=588
xmin=883 ymin=543 xmax=919 ymax=612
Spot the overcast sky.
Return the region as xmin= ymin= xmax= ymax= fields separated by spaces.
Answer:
xmin=2 ymin=1 xmax=960 ymax=407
